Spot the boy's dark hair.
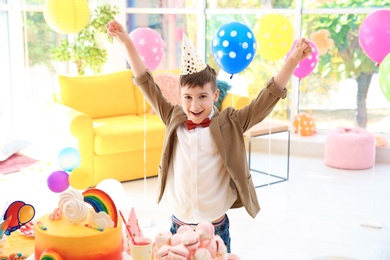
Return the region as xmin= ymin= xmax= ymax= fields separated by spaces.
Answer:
xmin=179 ymin=64 xmax=217 ymax=92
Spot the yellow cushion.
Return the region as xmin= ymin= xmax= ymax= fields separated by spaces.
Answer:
xmin=59 ymin=70 xmax=137 ymax=119
xmin=93 ymin=114 xmax=165 ymax=155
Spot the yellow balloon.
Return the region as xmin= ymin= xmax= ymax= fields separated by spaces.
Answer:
xmin=69 ymin=167 xmax=93 ymax=190
xmin=255 ymin=14 xmax=294 ymax=61
xmin=18 ymin=204 xmax=35 ymax=224
xmin=44 ymin=0 xmax=90 ymax=34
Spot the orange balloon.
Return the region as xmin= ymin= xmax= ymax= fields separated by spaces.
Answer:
xmin=293 ymin=113 xmax=316 ymax=136
xmin=18 ymin=204 xmax=35 ymax=224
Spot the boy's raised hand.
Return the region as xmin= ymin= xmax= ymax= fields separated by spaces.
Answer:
xmin=288 ymin=38 xmax=313 ymax=63
xmin=106 ymin=20 xmax=130 ymax=45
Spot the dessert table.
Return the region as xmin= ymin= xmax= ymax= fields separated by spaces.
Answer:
xmin=2 ymin=231 xmax=34 ymax=258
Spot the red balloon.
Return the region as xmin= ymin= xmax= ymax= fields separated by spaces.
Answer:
xmin=3 ymin=201 xmax=25 ymax=235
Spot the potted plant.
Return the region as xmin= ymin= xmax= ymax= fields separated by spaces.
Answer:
xmin=51 ymin=4 xmax=119 ymax=75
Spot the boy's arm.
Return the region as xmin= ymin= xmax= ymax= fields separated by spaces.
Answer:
xmin=273 ymin=38 xmax=313 ymax=89
xmin=106 ymin=20 xmax=147 ymax=77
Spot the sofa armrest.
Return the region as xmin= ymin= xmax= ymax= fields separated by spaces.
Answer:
xmin=44 ymin=102 xmax=94 ymax=177
xmin=221 ymin=93 xmax=250 ymax=110
xmin=44 ymin=102 xmax=93 ymax=137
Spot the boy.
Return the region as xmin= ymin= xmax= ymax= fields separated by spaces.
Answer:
xmin=106 ymin=20 xmax=313 ymax=252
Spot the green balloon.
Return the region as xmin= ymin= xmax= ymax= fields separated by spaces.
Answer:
xmin=379 ymin=53 xmax=390 ymax=103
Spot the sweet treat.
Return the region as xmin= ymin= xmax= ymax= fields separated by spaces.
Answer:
xmin=34 ymin=188 xmax=123 ymax=260
xmin=153 ymin=222 xmax=241 ymax=260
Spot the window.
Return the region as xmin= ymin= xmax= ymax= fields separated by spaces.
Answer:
xmin=4 ymin=0 xmax=390 ymax=136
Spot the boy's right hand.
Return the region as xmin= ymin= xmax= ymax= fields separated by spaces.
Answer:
xmin=106 ymin=20 xmax=130 ymax=45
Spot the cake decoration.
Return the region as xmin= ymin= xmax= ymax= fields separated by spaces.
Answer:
xmin=36 ymin=222 xmax=47 ymax=231
xmin=62 ymin=197 xmax=88 ymax=224
xmin=39 ymin=248 xmax=63 ymax=260
xmin=88 ymin=210 xmax=114 ymax=229
xmin=2 ymin=201 xmax=35 ymax=236
xmin=83 ymin=188 xmax=118 ymax=227
xmin=48 ymin=208 xmax=62 ymax=221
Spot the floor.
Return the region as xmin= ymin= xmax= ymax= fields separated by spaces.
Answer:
xmin=1 ymin=148 xmax=389 ymax=260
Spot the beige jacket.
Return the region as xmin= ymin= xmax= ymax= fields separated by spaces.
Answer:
xmin=133 ymin=69 xmax=287 ymax=218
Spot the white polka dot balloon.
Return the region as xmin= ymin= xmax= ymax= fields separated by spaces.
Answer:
xmin=212 ymin=21 xmax=257 ymax=75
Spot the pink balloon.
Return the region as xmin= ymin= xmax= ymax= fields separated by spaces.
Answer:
xmin=359 ymin=10 xmax=390 ymax=64
xmin=129 ymin=27 xmax=165 ymax=71
xmin=287 ymin=40 xmax=319 ymax=79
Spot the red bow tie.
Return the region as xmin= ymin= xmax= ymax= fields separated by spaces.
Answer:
xmin=186 ymin=118 xmax=211 ymax=130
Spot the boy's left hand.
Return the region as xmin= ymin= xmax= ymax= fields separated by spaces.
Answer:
xmin=288 ymin=38 xmax=313 ymax=63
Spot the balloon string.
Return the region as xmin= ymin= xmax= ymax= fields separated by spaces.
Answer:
xmin=230 ymin=74 xmax=233 ymax=79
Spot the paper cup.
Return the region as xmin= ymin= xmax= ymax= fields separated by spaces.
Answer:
xmin=0 ymin=236 xmax=6 ymax=256
xmin=129 ymin=237 xmax=153 ymax=260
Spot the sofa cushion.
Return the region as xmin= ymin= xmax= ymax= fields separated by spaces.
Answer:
xmin=93 ymin=115 xmax=166 ymax=155
xmin=59 ymin=70 xmax=138 ymax=119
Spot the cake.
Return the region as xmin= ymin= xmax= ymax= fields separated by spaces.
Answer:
xmin=33 ymin=188 xmax=123 ymax=260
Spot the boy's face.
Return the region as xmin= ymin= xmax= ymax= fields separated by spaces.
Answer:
xmin=180 ymin=82 xmax=220 ymax=124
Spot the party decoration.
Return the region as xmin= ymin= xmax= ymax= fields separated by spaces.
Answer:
xmin=83 ymin=188 xmax=118 ymax=227
xmin=310 ymin=29 xmax=334 ymax=55
xmin=374 ymin=135 xmax=389 ymax=148
xmin=58 ymin=147 xmax=80 ymax=172
xmin=95 ymin=178 xmax=126 ymax=208
xmin=254 ymin=14 xmax=294 ymax=61
xmin=212 ymin=21 xmax=256 ymax=75
xmin=43 ymin=0 xmax=90 ymax=34
xmin=68 ymin=167 xmax=93 ymax=190
xmin=126 ymin=207 xmax=143 ymax=237
xmin=39 ymin=248 xmax=63 ymax=260
xmin=180 ymin=34 xmax=207 ymax=75
xmin=359 ymin=9 xmax=390 ymax=64
xmin=47 ymin=170 xmax=69 ymax=193
xmin=286 ymin=40 xmax=319 ymax=79
xmin=129 ymin=27 xmax=164 ymax=71
xmin=293 ymin=113 xmax=316 ymax=136
xmin=2 ymin=201 xmax=35 ymax=235
xmin=378 ymin=53 xmax=390 ymax=102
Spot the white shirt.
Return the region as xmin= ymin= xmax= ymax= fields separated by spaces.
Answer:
xmin=163 ymin=114 xmax=238 ymax=223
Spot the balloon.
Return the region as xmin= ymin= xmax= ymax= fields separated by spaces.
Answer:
xmin=359 ymin=9 xmax=390 ymax=64
xmin=47 ymin=170 xmax=69 ymax=193
xmin=378 ymin=53 xmax=390 ymax=102
xmin=18 ymin=204 xmax=35 ymax=224
xmin=254 ymin=14 xmax=294 ymax=61
xmin=212 ymin=21 xmax=256 ymax=75
xmin=58 ymin=147 xmax=81 ymax=172
xmin=3 ymin=201 xmax=35 ymax=235
xmin=69 ymin=167 xmax=93 ymax=190
xmin=129 ymin=27 xmax=165 ymax=71
xmin=96 ymin=178 xmax=125 ymax=207
xmin=286 ymin=40 xmax=319 ymax=79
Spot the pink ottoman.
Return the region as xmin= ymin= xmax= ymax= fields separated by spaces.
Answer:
xmin=324 ymin=127 xmax=375 ymax=170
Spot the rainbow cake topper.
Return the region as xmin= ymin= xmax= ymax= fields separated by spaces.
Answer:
xmin=39 ymin=248 xmax=63 ymax=260
xmin=82 ymin=188 xmax=118 ymax=227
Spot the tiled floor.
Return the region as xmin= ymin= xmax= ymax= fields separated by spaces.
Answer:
xmin=1 ymin=151 xmax=389 ymax=260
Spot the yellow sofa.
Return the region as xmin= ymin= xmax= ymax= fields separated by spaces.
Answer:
xmin=46 ymin=69 xmax=249 ymax=186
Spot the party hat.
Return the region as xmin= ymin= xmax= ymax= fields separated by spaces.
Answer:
xmin=180 ymin=34 xmax=207 ymax=75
